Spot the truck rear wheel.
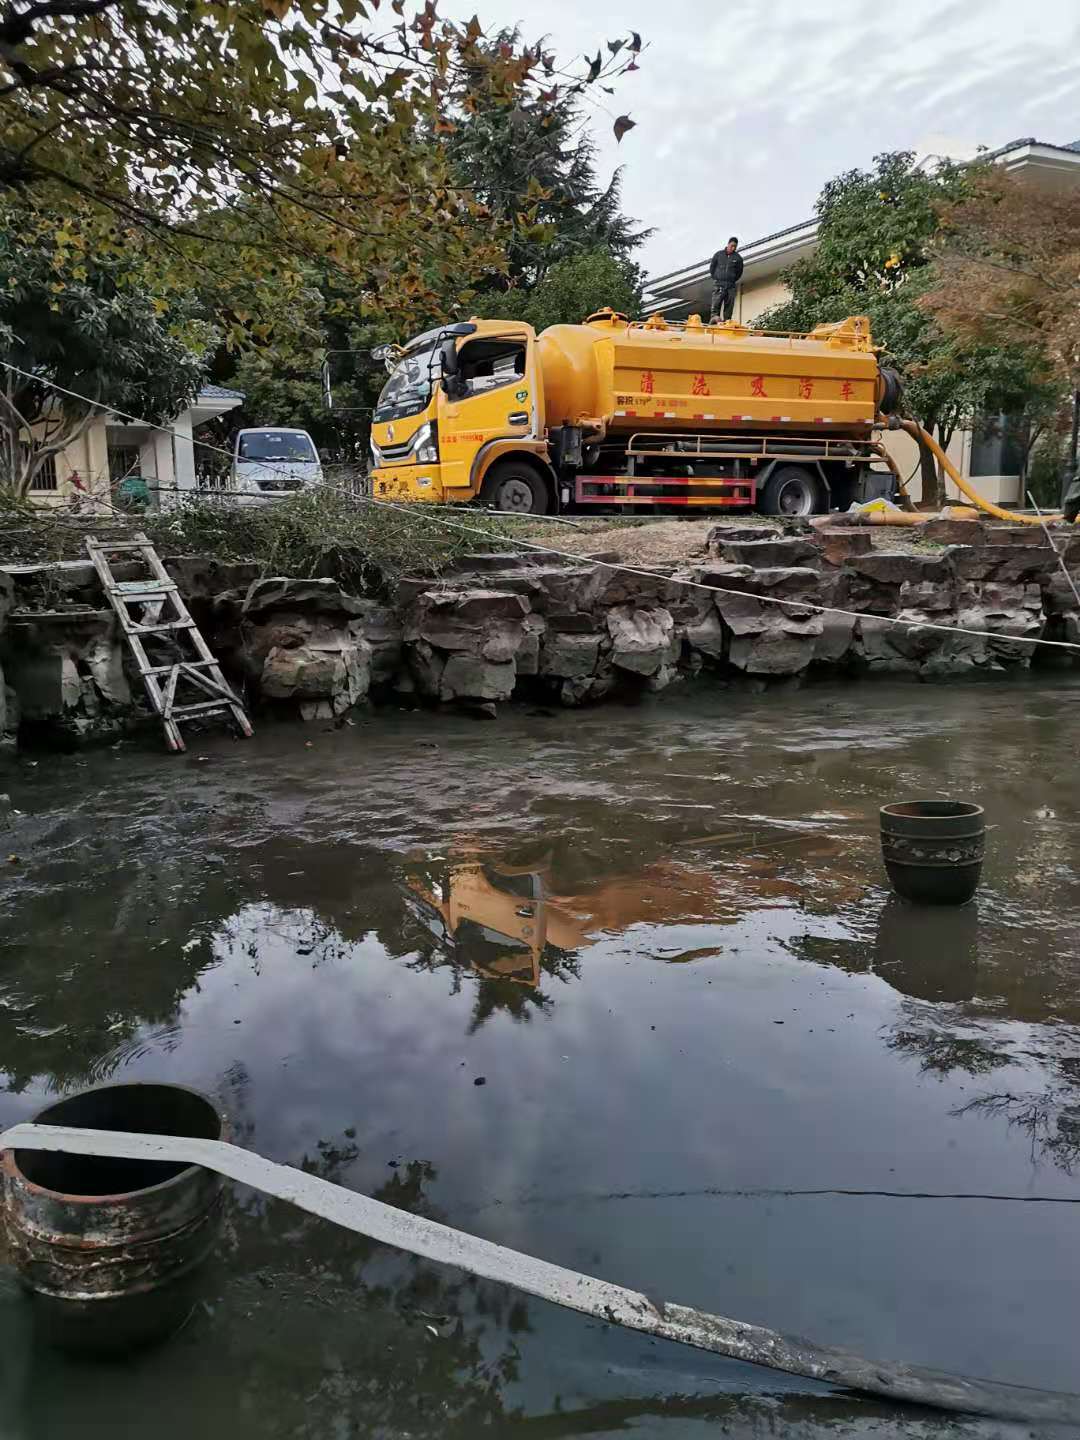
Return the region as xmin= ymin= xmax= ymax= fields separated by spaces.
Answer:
xmin=760 ymin=465 xmax=821 ymax=518
xmin=480 ymin=461 xmax=549 ymax=515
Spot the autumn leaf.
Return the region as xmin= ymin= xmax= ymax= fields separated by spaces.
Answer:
xmin=607 ymin=39 xmax=623 ymax=55
xmin=261 ymin=0 xmax=292 ymax=18
xmin=613 ymin=114 xmax=636 ymax=143
xmin=585 ymin=50 xmax=602 ymax=83
xmin=629 ymin=30 xmax=642 ymax=51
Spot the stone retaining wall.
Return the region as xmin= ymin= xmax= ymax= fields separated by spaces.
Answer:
xmin=2 ymin=519 xmax=1079 ymax=744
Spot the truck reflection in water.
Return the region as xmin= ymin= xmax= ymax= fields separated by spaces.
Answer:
xmin=401 ymin=826 xmax=860 ymax=996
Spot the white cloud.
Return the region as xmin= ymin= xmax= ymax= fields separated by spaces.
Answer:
xmin=448 ymin=0 xmax=1080 ymax=277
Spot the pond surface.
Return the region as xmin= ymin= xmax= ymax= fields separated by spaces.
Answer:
xmin=2 ymin=678 xmax=1080 ymax=1438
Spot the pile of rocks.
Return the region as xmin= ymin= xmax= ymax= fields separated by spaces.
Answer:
xmin=2 ymin=516 xmax=1078 ymax=740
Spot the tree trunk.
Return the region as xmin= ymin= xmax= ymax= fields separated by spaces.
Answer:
xmin=916 ymin=419 xmax=943 ymax=510
xmin=934 ymin=422 xmax=958 ymax=511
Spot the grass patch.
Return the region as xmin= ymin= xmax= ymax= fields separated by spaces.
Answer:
xmin=0 ymin=488 xmax=634 ymax=598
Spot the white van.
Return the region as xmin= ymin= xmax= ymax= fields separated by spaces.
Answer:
xmin=231 ymin=428 xmax=322 ymax=504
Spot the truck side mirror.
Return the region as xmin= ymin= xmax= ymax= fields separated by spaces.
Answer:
xmin=440 ymin=337 xmax=465 ymax=400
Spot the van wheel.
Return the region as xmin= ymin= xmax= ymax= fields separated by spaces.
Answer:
xmin=480 ymin=461 xmax=549 ymax=515
xmin=760 ymin=465 xmax=821 ymax=518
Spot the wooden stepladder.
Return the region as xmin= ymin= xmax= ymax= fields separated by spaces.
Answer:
xmin=86 ymin=533 xmax=253 ymax=753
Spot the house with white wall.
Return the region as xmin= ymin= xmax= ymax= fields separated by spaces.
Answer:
xmin=28 ymin=384 xmax=244 ymax=510
xmin=644 ymin=139 xmax=1080 ymax=505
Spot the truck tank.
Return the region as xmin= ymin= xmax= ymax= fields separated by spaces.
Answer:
xmin=537 ymin=310 xmax=887 ymax=437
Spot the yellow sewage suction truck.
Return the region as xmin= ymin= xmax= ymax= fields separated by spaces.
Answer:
xmin=367 ymin=309 xmax=905 ymax=517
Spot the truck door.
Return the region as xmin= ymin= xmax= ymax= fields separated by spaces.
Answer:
xmin=439 ymin=334 xmax=538 ymax=493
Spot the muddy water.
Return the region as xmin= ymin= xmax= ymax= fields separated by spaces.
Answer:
xmin=2 ymin=679 xmax=1080 ymax=1438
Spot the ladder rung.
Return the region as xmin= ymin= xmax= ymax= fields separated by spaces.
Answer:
xmin=113 ymin=581 xmax=177 ymax=596
xmin=170 ymin=700 xmax=235 ymax=718
xmin=87 ymin=541 xmax=155 ymax=553
xmin=144 ymin=660 xmax=219 ymax=677
xmin=127 ymin=619 xmax=197 ymax=634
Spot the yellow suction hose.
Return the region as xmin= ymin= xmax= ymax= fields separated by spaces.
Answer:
xmin=892 ymin=418 xmax=1063 ymax=525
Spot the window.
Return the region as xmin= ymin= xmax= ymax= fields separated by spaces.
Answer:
xmin=27 ymin=453 xmax=58 ymax=491
xmin=970 ymin=413 xmax=1025 ymax=479
xmin=375 ymin=347 xmax=442 ymax=423
xmin=458 ymin=339 xmax=527 ymax=397
xmin=237 ymin=430 xmax=317 ymax=463
xmin=108 ymin=445 xmax=141 ymax=484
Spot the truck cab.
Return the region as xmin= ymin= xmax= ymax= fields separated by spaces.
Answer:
xmin=369 ymin=319 xmax=554 ymax=513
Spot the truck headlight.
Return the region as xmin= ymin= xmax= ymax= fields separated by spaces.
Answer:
xmin=414 ymin=422 xmax=439 ymax=464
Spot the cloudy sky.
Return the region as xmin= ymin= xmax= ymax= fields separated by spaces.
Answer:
xmin=453 ymin=0 xmax=1080 ymax=279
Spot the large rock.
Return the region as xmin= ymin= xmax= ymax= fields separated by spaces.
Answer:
xmin=921 ymin=518 xmax=987 ymax=546
xmin=262 ymin=638 xmax=372 ymax=717
xmin=243 ymin=576 xmax=366 ymax=618
xmin=540 ymin=632 xmax=602 ymax=679
xmin=350 ymin=600 xmax=403 ymax=686
xmin=515 ymin=615 xmax=547 ymax=677
xmin=705 ymin=525 xmax=777 ymax=550
xmin=812 ymin=528 xmax=874 ymax=567
xmin=985 ymin=525 xmax=1057 ymax=548
xmin=845 ymin=550 xmax=956 ymax=616
xmin=558 ymin=670 xmax=616 ymax=708
xmin=594 ymin=564 xmax=682 ymax=609
xmin=440 ymin=654 xmax=517 ymax=703
xmin=1 ymin=610 xmax=132 ymax=741
xmin=849 ymin=551 xmax=954 ymax=587
xmin=400 ymin=563 xmax=602 ymax=617
xmin=409 ymin=588 xmax=529 ymax=652
xmin=949 ymin=544 xmax=1054 ymax=584
xmin=606 ymin=605 xmax=676 ymax=676
xmin=404 ymin=588 xmax=530 ymax=708
xmin=898 ymin=579 xmax=956 ymax=614
xmin=716 ymin=537 xmax=820 ymax=569
xmin=725 ymin=610 xmax=822 ymax=675
xmin=814 ymin=611 xmax=858 ymax=665
xmin=956 ymin=582 xmax=1044 ymax=667
xmin=685 ymin=610 xmax=728 ymax=661
xmin=165 ymin=556 xmax=263 ymax=600
xmin=709 ymin=568 xmax=824 ymax=676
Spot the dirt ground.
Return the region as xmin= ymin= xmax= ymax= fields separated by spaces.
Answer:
xmin=518 ymin=514 xmax=930 ymax=566
xmin=539 ymin=518 xmax=722 ymax=565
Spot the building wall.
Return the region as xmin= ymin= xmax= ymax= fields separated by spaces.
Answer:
xmin=738 ymin=275 xmax=793 ymax=326
xmin=26 ymin=418 xmax=112 ymax=510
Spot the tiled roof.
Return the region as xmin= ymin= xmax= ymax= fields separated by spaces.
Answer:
xmin=199 ymin=384 xmax=245 ymax=400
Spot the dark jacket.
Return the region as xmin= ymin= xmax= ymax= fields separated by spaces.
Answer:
xmin=710 ymin=248 xmax=744 ymax=289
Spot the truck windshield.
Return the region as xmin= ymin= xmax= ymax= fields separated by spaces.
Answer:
xmin=375 ymin=346 xmax=441 ymax=422
xmin=238 ymin=432 xmax=316 ymax=462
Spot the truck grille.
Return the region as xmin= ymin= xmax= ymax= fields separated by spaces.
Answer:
xmin=378 ymin=439 xmax=417 ymax=463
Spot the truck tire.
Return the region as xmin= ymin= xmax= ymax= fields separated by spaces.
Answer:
xmin=760 ymin=465 xmax=821 ymax=518
xmin=480 ymin=460 xmax=550 ymax=515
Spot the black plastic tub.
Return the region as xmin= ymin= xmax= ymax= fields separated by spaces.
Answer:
xmin=2 ymin=1082 xmax=225 ymax=1354
xmin=879 ymin=799 xmax=985 ymax=906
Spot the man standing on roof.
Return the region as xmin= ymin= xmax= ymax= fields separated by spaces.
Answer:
xmin=709 ymin=237 xmax=744 ymax=324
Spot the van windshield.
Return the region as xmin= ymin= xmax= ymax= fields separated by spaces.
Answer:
xmin=238 ymin=432 xmax=316 ymax=463
xmin=375 ymin=346 xmax=441 ymax=422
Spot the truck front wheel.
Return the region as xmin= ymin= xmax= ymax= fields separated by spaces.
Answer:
xmin=480 ymin=461 xmax=550 ymax=515
xmin=759 ymin=465 xmax=822 ymax=518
